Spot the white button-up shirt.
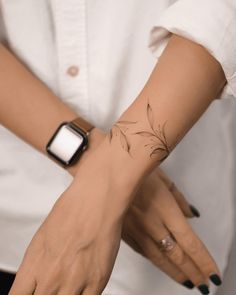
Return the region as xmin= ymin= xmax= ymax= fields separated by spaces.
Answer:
xmin=0 ymin=1 xmax=236 ymax=294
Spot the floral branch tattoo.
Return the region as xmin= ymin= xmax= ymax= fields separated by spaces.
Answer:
xmin=135 ymin=103 xmax=170 ymax=161
xmin=108 ymin=99 xmax=171 ymax=162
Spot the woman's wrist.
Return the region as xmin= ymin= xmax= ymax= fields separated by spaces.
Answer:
xmin=70 ymin=133 xmax=143 ymax=216
xmin=67 ymin=127 xmax=106 ymax=177
xmin=68 ymin=125 xmax=149 ymax=192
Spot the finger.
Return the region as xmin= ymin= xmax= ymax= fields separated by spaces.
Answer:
xmin=168 ymin=182 xmax=200 ymax=219
xmin=9 ymin=259 xmax=37 ymax=295
xmin=122 ymin=213 xmax=193 ymax=289
xmin=58 ymin=284 xmax=86 ymax=295
xmin=155 ymin=187 xmax=222 ymax=287
xmin=155 ymin=169 xmax=199 ymax=218
xmin=124 ymin=232 xmax=192 ymax=288
xmin=9 ymin=230 xmax=45 ymax=295
xmin=131 ymin=206 xmax=207 ymax=289
xmin=154 ymin=234 xmax=207 ymax=287
xmin=81 ymin=285 xmax=103 ymax=295
xmin=34 ymin=284 xmax=59 ymax=295
xmin=32 ymin=265 xmax=62 ymax=295
xmin=45 ymin=267 xmax=86 ymax=295
xmin=163 ymin=242 xmax=212 ymax=295
xmin=9 ymin=271 xmax=36 ymax=295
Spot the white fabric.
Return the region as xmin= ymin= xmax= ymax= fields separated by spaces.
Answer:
xmin=148 ymin=0 xmax=236 ymax=100
xmin=0 ymin=0 xmax=235 ymax=294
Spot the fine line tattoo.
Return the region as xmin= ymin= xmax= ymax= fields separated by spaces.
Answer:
xmin=108 ymin=99 xmax=171 ymax=162
xmin=134 ymin=102 xmax=170 ymax=161
xmin=108 ymin=120 xmax=137 ymax=155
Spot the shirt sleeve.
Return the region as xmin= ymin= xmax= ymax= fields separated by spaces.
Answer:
xmin=148 ymin=0 xmax=236 ymax=99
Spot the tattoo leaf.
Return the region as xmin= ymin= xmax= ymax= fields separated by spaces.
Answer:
xmin=150 ymin=147 xmax=168 ymax=158
xmin=120 ymin=131 xmax=130 ymax=152
xmin=147 ymin=103 xmax=154 ymax=130
xmin=108 ymin=129 xmax=113 ymax=143
xmin=117 ymin=120 xmax=137 ymax=125
xmin=134 ymin=131 xmax=155 ymax=137
xmin=152 ymin=147 xmax=167 ymax=153
xmin=162 ymin=121 xmax=168 ymax=143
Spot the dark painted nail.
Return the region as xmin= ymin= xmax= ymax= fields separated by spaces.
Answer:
xmin=198 ymin=284 xmax=209 ymax=295
xmin=182 ymin=280 xmax=195 ymax=289
xmin=190 ymin=205 xmax=200 ymax=218
xmin=210 ymin=274 xmax=222 ymax=286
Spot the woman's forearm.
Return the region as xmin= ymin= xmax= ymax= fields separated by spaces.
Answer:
xmin=94 ymin=34 xmax=226 ymax=200
xmin=0 ymin=44 xmax=103 ymax=176
xmin=0 ymin=33 xmax=226 ymax=191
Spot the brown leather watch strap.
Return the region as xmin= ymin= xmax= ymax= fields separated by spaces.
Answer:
xmin=71 ymin=117 xmax=94 ymax=135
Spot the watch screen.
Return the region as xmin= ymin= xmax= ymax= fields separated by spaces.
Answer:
xmin=49 ymin=125 xmax=84 ymax=163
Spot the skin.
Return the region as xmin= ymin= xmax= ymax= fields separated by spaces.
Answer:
xmin=80 ymin=132 xmax=218 ymax=289
xmin=0 ymin=33 xmax=226 ymax=294
xmin=111 ymin=101 xmax=170 ymax=161
xmin=124 ymin=169 xmax=211 ymax=288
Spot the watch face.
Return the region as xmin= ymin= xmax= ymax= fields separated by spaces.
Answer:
xmin=46 ymin=123 xmax=87 ymax=166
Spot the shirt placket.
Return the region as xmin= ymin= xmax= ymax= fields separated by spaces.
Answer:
xmin=50 ymin=0 xmax=89 ymax=117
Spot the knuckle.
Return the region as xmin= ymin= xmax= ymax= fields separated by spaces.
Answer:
xmin=148 ymin=249 xmax=163 ymax=260
xmin=37 ymin=282 xmax=59 ymax=294
xmin=182 ymin=234 xmax=202 ymax=255
xmin=88 ymin=272 xmax=107 ymax=287
xmin=167 ymin=246 xmax=187 ymax=266
xmin=83 ymin=285 xmax=101 ymax=295
xmin=150 ymin=254 xmax=167 ymax=268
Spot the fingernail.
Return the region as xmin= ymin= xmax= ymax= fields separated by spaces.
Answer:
xmin=210 ymin=273 xmax=222 ymax=286
xmin=198 ymin=284 xmax=210 ymax=295
xmin=190 ymin=205 xmax=200 ymax=218
xmin=182 ymin=280 xmax=195 ymax=289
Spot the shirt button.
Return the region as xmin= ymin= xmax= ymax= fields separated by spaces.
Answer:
xmin=67 ymin=65 xmax=79 ymax=77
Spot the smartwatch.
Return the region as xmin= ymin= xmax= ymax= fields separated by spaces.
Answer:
xmin=46 ymin=117 xmax=94 ymax=167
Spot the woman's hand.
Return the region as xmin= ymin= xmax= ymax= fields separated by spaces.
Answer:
xmin=122 ymin=168 xmax=222 ymax=294
xmin=9 ymin=143 xmax=129 ymax=295
xmin=56 ymin=128 xmax=222 ymax=295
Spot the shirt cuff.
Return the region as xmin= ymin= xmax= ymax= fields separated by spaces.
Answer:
xmin=148 ymin=0 xmax=236 ymax=99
